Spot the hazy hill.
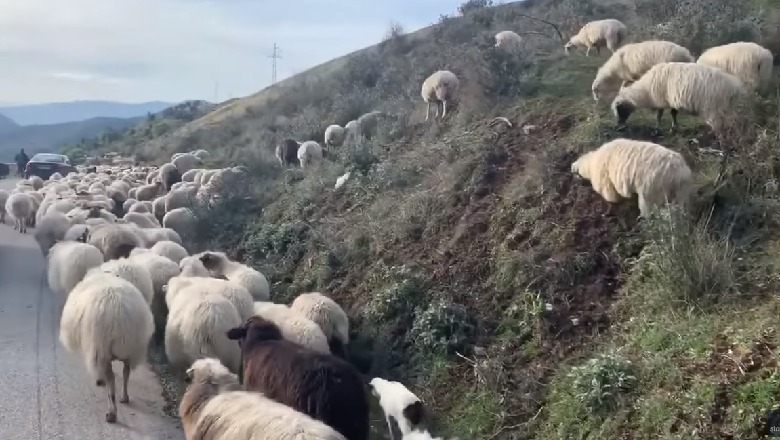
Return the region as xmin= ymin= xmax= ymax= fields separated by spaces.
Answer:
xmin=0 ymin=100 xmax=173 ymax=126
xmin=0 ymin=114 xmax=19 ymax=134
xmin=70 ymin=0 xmax=780 ymax=438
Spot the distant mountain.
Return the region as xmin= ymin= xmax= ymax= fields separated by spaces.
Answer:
xmin=0 ymin=116 xmax=144 ymax=160
xmin=0 ymin=113 xmax=19 ymax=134
xmin=0 ymin=100 xmax=174 ymax=126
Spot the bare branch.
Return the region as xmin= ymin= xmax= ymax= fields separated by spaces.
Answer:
xmin=516 ymin=13 xmax=565 ymax=40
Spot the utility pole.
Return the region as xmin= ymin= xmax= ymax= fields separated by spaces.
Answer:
xmin=269 ymin=43 xmax=282 ymax=85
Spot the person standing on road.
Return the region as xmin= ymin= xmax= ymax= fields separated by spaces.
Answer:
xmin=14 ymin=148 xmax=28 ymax=177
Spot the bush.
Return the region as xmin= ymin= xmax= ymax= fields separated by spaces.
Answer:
xmin=568 ymin=352 xmax=637 ymax=414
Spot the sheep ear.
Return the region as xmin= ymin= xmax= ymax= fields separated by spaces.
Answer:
xmin=226 ymin=327 xmax=246 ymax=340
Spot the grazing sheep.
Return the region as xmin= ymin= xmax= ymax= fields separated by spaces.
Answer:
xmin=297 ymin=141 xmax=324 ymax=170
xmin=611 ymin=61 xmax=748 ymax=132
xmin=33 ymin=210 xmax=72 ymax=256
xmin=325 ymin=124 xmax=346 ymax=148
xmin=197 ymin=251 xmax=270 ymax=301
xmin=252 ymin=302 xmax=331 ymax=354
xmin=421 ymin=71 xmax=459 ymax=121
xmin=696 ymin=41 xmax=774 ymax=91
xmin=158 ymin=163 xmax=182 ymax=193
xmin=564 ymin=19 xmax=627 ymax=56
xmin=495 ymin=30 xmax=523 ymax=51
xmin=59 ymin=270 xmax=154 ymax=423
xmin=571 ymin=138 xmax=694 ymax=216
xmin=369 ymin=378 xmax=425 ymax=440
xmin=226 ymin=316 xmax=370 ymax=440
xmin=165 ymin=289 xmax=243 ymax=374
xmin=172 ymin=153 xmax=201 ymax=174
xmin=290 ymin=292 xmax=350 ymax=357
xmin=356 ymin=111 xmax=383 ymax=140
xmin=180 ymin=358 xmax=347 ymax=440
xmin=0 ymin=189 xmax=8 ymax=223
xmin=591 ymin=40 xmax=694 ymax=102
xmin=344 ymin=120 xmax=359 ymax=144
xmin=87 ymin=223 xmax=143 ymax=261
xmin=95 ymin=258 xmax=155 ymax=305
xmin=47 ymin=241 xmax=104 ymax=297
xmin=149 ymin=240 xmax=188 ymax=263
xmin=5 ymin=192 xmax=33 ymax=233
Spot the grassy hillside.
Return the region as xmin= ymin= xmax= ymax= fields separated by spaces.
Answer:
xmin=60 ymin=100 xmax=215 ymax=164
xmin=0 ymin=100 xmax=174 ymax=125
xmin=112 ymin=0 xmax=780 ymax=438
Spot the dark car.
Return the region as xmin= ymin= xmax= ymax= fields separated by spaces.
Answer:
xmin=25 ymin=153 xmax=76 ymax=180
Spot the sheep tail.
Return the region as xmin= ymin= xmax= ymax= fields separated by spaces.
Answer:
xmin=488 ymin=116 xmax=513 ymax=128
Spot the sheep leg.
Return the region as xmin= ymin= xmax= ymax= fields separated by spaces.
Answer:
xmin=442 ymin=100 xmax=448 ymax=119
xmin=670 ymin=109 xmax=679 ymax=133
xmin=104 ymin=363 xmax=118 ymax=423
xmin=120 ymin=360 xmax=130 ymax=404
xmin=585 ymin=46 xmax=591 ymax=57
xmin=385 ymin=415 xmax=396 ymax=440
xmin=425 ymin=102 xmax=431 ymax=121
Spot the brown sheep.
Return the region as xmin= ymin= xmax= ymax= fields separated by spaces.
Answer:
xmin=226 ymin=316 xmax=370 ymax=440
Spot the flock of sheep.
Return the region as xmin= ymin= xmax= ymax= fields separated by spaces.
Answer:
xmin=0 ymin=150 xmax=448 ymax=440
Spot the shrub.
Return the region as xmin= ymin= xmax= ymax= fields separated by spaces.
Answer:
xmin=568 ymin=352 xmax=637 ymax=414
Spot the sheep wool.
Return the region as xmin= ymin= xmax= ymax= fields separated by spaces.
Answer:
xmin=253 ymin=302 xmax=331 ymax=354
xmin=290 ymin=292 xmax=350 ymax=357
xmin=564 ymin=19 xmax=627 ymax=56
xmin=571 ymin=138 xmax=694 ymax=216
xmin=197 ymin=251 xmax=271 ymax=302
xmin=58 ymin=270 xmax=154 ymax=423
xmin=592 ymin=40 xmax=694 ymax=102
xmin=611 ymin=61 xmax=748 ymax=132
xmin=495 ymin=30 xmax=522 ymax=51
xmin=47 ymin=241 xmax=104 ymax=297
xmin=325 ymin=125 xmax=346 ymax=148
xmin=180 ymin=358 xmax=347 ymax=440
xmin=149 ymin=240 xmax=189 ymax=264
xmin=298 ymin=141 xmax=324 ymax=170
xmin=96 ymin=258 xmax=155 ymax=305
xmin=421 ymin=71 xmax=459 ymax=121
xmin=696 ymin=41 xmax=774 ymax=91
xmin=33 ymin=210 xmax=72 ymax=256
xmin=5 ymin=192 xmax=33 ymax=233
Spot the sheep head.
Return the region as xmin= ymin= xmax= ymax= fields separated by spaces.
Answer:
xmin=198 ymin=251 xmax=228 ymax=271
xmin=226 ymin=316 xmax=284 ymax=347
xmin=185 ymin=358 xmax=239 ymax=387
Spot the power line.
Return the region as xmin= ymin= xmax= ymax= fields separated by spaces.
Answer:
xmin=269 ymin=43 xmax=282 ymax=85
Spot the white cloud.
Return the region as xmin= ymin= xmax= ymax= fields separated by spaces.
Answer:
xmin=0 ymin=0 xmax=464 ymax=104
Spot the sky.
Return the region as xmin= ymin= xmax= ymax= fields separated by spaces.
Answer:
xmin=0 ymin=0 xmax=467 ymax=105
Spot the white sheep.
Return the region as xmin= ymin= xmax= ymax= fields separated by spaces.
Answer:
xmin=95 ymin=258 xmax=155 ymax=305
xmin=325 ymin=124 xmax=347 ymax=148
xmin=172 ymin=153 xmax=201 ymax=174
xmin=135 ymin=181 xmax=164 ymax=201
xmin=58 ymin=269 xmax=154 ymax=423
xmin=495 ymin=30 xmax=523 ymax=51
xmin=181 ymin=168 xmax=203 ymax=183
xmin=129 ymin=249 xmax=181 ymax=342
xmin=180 ymin=255 xmax=211 ymax=277
xmin=5 ymin=192 xmax=33 ymax=233
xmin=122 ymin=211 xmax=159 ymax=229
xmin=86 ymin=223 xmax=144 ymax=261
xmin=297 ymin=141 xmax=324 ymax=170
xmin=165 ymin=290 xmax=243 ymax=374
xmin=180 ymin=358 xmax=347 ymax=440
xmin=47 ymin=241 xmax=104 ymax=297
xmin=196 ymin=251 xmax=271 ymax=301
xmin=290 ymin=292 xmax=349 ymax=357
xmin=33 ymin=210 xmax=72 ymax=256
xmin=344 ymin=120 xmax=359 ymax=144
xmin=149 ymin=240 xmax=188 ymax=263
xmin=131 ymin=225 xmax=183 ymax=247
xmin=28 ymin=175 xmax=44 ymax=190
xmin=166 ymin=275 xmax=255 ymax=321
xmin=696 ymin=41 xmax=774 ymax=91
xmin=0 ymin=189 xmax=8 ymax=223
xmin=564 ymin=19 xmax=627 ymax=56
xmin=591 ymin=40 xmax=694 ymax=102
xmin=421 ymin=71 xmax=459 ymax=121
xmin=162 ymin=207 xmax=197 ymax=238
xmin=571 ymin=138 xmax=694 ymax=216
xmin=369 ymin=377 xmax=425 ymax=440
xmin=252 ymin=302 xmax=331 ymax=354
xmin=611 ymin=61 xmax=748 ymax=132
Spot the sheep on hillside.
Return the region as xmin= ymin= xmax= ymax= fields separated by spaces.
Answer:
xmin=197 ymin=251 xmax=270 ymax=301
xmin=59 ymin=270 xmax=154 ymax=423
xmin=571 ymin=138 xmax=694 ymax=216
xmin=421 ymin=71 xmax=459 ymax=121
xmin=298 ymin=141 xmax=324 ymax=170
xmin=226 ymin=316 xmax=369 ymax=440
xmin=276 ymin=138 xmax=300 ymax=167
xmin=158 ymin=163 xmax=182 ymax=193
xmin=696 ymin=41 xmax=774 ymax=91
xmin=325 ymin=125 xmax=347 ymax=149
xmin=564 ymin=19 xmax=627 ymax=56
xmin=369 ymin=377 xmax=426 ymax=440
xmin=356 ymin=111 xmax=383 ymax=140
xmin=344 ymin=120 xmax=359 ymax=144
xmin=611 ymin=61 xmax=748 ymax=133
xmin=591 ymin=40 xmax=694 ymax=103
xmin=172 ymin=153 xmax=201 ymax=174
xmin=180 ymin=358 xmax=347 ymax=440
xmin=495 ymin=30 xmax=523 ymax=51
xmin=290 ymin=292 xmax=350 ymax=357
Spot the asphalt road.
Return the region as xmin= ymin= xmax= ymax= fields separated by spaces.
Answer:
xmin=0 ymin=177 xmax=184 ymax=439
